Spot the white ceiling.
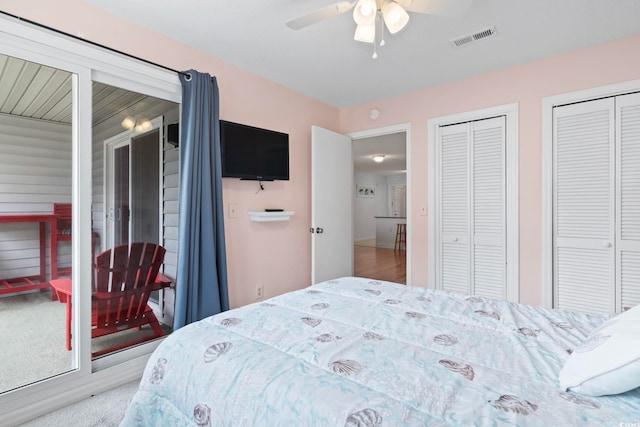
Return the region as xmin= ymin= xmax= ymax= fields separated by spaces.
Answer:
xmin=86 ymin=0 xmax=640 ymax=108
xmin=353 ymin=132 xmax=406 ymax=175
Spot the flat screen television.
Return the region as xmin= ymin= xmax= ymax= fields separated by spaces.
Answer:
xmin=220 ymin=120 xmax=289 ymax=181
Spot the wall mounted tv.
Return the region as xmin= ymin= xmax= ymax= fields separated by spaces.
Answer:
xmin=220 ymin=120 xmax=289 ymax=181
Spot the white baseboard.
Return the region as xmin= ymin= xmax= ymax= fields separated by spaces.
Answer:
xmin=376 ymin=243 xmax=394 ymax=249
xmin=2 ymin=354 xmax=149 ymax=425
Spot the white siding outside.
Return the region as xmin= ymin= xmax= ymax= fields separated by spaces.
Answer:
xmin=0 ymin=114 xmax=71 ymax=281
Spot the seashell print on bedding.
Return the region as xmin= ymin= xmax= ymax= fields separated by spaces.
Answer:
xmin=307 ymin=289 xmax=323 ymax=294
xmin=405 ymin=311 xmax=427 ymax=319
xmin=149 ymin=358 xmax=167 ymax=384
xmin=465 ymin=296 xmax=484 ymax=304
xmin=367 ymin=280 xmax=383 ymax=286
xmin=438 ymin=360 xmax=475 ymax=381
xmin=260 ymin=302 xmax=275 ymax=307
xmin=301 ymin=317 xmax=322 ymax=327
xmin=515 ymin=327 xmax=540 ymax=337
xmin=489 ymin=395 xmax=538 ymax=415
xmin=220 ymin=318 xmax=242 ymax=327
xmin=415 ymin=295 xmax=432 ymax=303
xmin=331 ymin=359 xmax=362 ymax=376
xmin=474 ymin=310 xmax=500 ymax=320
xmin=574 ymin=334 xmax=611 ymax=353
xmin=383 ymin=299 xmax=401 ymax=305
xmin=558 ymin=391 xmax=601 ymax=409
xmin=434 ymin=334 xmax=459 ymax=346
xmin=193 ymin=404 xmax=211 ymax=427
xmin=316 ymin=333 xmax=342 ymax=342
xmin=311 ymin=303 xmax=330 ymax=310
xmin=363 ymin=331 xmax=385 ymax=340
xmin=365 ymin=289 xmax=381 ymax=296
xmin=345 ymin=408 xmax=382 ymax=427
xmin=203 ymin=342 xmax=233 ymax=363
xmin=551 ymin=321 xmax=574 ymax=331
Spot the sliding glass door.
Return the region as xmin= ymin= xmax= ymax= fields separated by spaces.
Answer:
xmin=0 ymin=54 xmax=77 ymax=393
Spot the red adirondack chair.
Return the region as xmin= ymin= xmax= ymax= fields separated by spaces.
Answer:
xmin=91 ymin=242 xmax=171 ymax=357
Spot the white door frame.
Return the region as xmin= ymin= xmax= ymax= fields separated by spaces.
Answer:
xmin=348 ymin=123 xmax=412 ymax=285
xmin=103 ymin=116 xmax=164 ymax=250
xmin=428 ymin=103 xmax=519 ymax=302
xmin=541 ymin=79 xmax=640 ymax=308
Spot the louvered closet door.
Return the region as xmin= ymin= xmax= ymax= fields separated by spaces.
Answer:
xmin=617 ymin=92 xmax=640 ymax=311
xmin=472 ymin=117 xmax=506 ymax=299
xmin=553 ymin=99 xmax=615 ymax=314
xmin=438 ymin=117 xmax=506 ymax=298
xmin=439 ymin=123 xmax=469 ymax=294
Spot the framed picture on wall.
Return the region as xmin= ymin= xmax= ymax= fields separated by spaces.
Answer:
xmin=356 ymin=184 xmax=375 ymax=198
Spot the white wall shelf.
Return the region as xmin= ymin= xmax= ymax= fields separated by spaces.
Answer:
xmin=247 ymin=211 xmax=295 ymax=222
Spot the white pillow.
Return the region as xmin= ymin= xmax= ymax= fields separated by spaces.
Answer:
xmin=558 ymin=304 xmax=640 ymax=396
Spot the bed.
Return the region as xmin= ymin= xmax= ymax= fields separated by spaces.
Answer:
xmin=121 ymin=277 xmax=640 ymax=426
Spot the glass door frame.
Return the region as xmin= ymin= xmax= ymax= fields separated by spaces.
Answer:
xmin=0 ymin=14 xmax=181 ymax=423
xmin=103 ymin=116 xmax=164 ymax=251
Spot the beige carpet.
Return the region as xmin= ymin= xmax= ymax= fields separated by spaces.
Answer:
xmin=0 ymin=290 xmax=170 ymax=393
xmin=19 ymin=380 xmax=140 ymax=427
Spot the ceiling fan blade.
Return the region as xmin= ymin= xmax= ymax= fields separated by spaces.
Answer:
xmin=286 ymin=1 xmax=356 ymax=30
xmin=396 ymin=0 xmax=473 ymax=17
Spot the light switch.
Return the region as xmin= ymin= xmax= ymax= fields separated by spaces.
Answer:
xmin=420 ymin=206 xmax=427 ymax=216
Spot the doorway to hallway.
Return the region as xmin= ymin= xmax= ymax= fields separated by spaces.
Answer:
xmin=353 ymin=243 xmax=406 ymax=284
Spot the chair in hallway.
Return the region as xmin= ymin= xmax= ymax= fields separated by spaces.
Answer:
xmin=394 ymin=223 xmax=406 ymax=251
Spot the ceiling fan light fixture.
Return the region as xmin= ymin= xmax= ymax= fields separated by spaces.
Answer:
xmin=372 ymin=154 xmax=386 ymax=162
xmin=382 ymin=1 xmax=410 ymax=34
xmin=353 ymin=0 xmax=377 ymax=25
xmin=354 ymin=23 xmax=376 ymax=43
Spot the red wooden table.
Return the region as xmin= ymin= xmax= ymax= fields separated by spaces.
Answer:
xmin=49 ymin=273 xmax=173 ymax=351
xmin=0 ymin=214 xmax=59 ymax=295
xmin=49 ymin=278 xmax=73 ymax=350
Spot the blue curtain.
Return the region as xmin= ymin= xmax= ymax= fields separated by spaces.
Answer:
xmin=174 ymin=70 xmax=229 ymax=330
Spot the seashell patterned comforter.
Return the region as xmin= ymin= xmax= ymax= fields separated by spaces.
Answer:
xmin=121 ymin=277 xmax=640 ymax=426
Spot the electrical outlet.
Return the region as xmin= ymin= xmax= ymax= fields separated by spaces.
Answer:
xmin=229 ymin=203 xmax=238 ymax=219
xmin=420 ymin=206 xmax=427 ymax=216
xmin=256 ymin=285 xmax=264 ymax=300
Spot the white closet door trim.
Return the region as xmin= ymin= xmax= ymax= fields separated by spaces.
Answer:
xmin=541 ymin=79 xmax=640 ymax=308
xmin=428 ymin=103 xmax=519 ymax=302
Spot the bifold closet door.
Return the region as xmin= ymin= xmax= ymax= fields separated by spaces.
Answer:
xmin=440 ymin=123 xmax=470 ymax=294
xmin=471 ymin=117 xmax=506 ymax=299
xmin=616 ymin=92 xmax=640 ymax=311
xmin=553 ymin=98 xmax=615 ymax=314
xmin=438 ymin=117 xmax=506 ymax=298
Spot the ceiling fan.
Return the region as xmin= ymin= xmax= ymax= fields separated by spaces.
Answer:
xmin=286 ymin=0 xmax=473 ymax=58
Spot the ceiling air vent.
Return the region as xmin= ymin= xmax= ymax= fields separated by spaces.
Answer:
xmin=449 ymin=26 xmax=497 ymax=48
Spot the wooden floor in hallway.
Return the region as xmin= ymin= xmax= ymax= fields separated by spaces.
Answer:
xmin=353 ymin=244 xmax=406 ymax=284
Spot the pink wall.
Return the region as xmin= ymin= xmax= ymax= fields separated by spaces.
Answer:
xmin=340 ymin=35 xmax=640 ymax=305
xmin=1 ymin=0 xmax=339 ymax=308
xmin=3 ymin=1 xmax=640 ymax=307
